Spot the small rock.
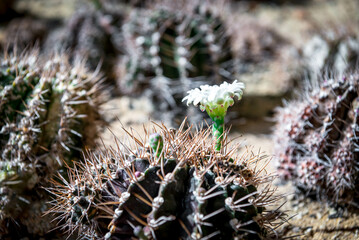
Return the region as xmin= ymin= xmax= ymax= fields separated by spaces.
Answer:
xmin=304 ymin=227 xmax=313 ymax=236
xmin=328 ymin=208 xmax=343 ymax=219
xmin=296 ymin=212 xmax=303 ymax=220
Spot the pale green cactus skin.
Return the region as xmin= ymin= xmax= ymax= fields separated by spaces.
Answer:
xmin=0 ymin=51 xmax=101 ymax=238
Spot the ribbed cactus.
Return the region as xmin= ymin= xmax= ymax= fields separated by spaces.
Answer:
xmin=117 ymin=4 xmax=234 ymax=125
xmin=50 ymin=2 xmax=124 ymax=82
xmin=48 ymin=121 xmax=285 ymax=239
xmin=274 ymin=71 xmax=359 ymax=208
xmin=303 ymin=33 xmax=359 ymax=78
xmin=0 ymin=50 xmax=101 ymax=237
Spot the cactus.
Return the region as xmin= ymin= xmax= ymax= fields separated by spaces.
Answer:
xmin=48 ymin=80 xmax=285 ymax=239
xmin=274 ymin=71 xmax=359 ymax=208
xmin=48 ymin=121 xmax=285 ymax=239
xmin=1 ymin=17 xmax=59 ymax=52
xmin=48 ymin=2 xmax=124 ymax=82
xmin=303 ymin=33 xmax=359 ymax=79
xmin=117 ymin=3 xmax=235 ymax=125
xmin=0 ymin=50 xmax=102 ymax=237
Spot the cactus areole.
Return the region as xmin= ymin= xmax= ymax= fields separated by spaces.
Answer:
xmin=183 ymin=80 xmax=245 ymax=150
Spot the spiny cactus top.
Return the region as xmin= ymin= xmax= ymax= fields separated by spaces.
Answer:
xmin=0 ymin=50 xmax=102 ymax=237
xmin=183 ymin=80 xmax=245 ymax=151
xmin=48 ymin=121 xmax=285 ymax=240
xmin=274 ymin=71 xmax=359 ymax=208
xmin=118 ymin=3 xmax=235 ymax=125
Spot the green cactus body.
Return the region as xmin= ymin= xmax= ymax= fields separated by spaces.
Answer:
xmin=119 ymin=5 xmax=234 ymax=124
xmin=0 ymin=51 xmax=101 ymax=237
xmin=149 ymin=133 xmax=164 ymax=157
xmin=49 ymin=123 xmax=284 ymax=239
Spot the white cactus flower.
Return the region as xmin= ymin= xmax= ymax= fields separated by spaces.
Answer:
xmin=182 ymin=80 xmax=245 ymax=119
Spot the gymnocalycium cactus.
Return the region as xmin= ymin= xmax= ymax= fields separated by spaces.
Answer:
xmin=48 ymin=80 xmax=285 ymax=239
xmin=274 ymin=71 xmax=359 ymax=208
xmin=118 ymin=3 xmax=235 ymax=125
xmin=0 ymin=50 xmax=101 ymax=237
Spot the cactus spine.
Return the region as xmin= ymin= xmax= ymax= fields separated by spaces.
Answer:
xmin=48 ymin=121 xmax=285 ymax=239
xmin=0 ymin=50 xmax=101 ymax=237
xmin=274 ymin=71 xmax=359 ymax=208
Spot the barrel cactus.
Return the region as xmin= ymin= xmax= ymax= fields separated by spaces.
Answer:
xmin=0 ymin=50 xmax=102 ymax=237
xmin=48 ymin=1 xmax=124 ymax=82
xmin=303 ymin=32 xmax=359 ymax=79
xmin=274 ymin=71 xmax=359 ymax=208
xmin=117 ymin=3 xmax=235 ymax=125
xmin=48 ymin=80 xmax=285 ymax=239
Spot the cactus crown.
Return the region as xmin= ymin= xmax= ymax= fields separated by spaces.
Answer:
xmin=48 ymin=120 xmax=285 ymax=239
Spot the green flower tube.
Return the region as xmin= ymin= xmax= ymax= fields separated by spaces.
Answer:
xmin=183 ymin=80 xmax=245 ymax=151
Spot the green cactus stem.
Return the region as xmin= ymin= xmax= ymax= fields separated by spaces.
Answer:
xmin=183 ymin=80 xmax=245 ymax=151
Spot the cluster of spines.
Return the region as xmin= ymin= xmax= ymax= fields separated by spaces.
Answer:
xmin=0 ymin=50 xmax=102 ymax=236
xmin=274 ymin=72 xmax=359 ymax=207
xmin=48 ymin=121 xmax=285 ymax=239
xmin=118 ymin=3 xmax=234 ymax=124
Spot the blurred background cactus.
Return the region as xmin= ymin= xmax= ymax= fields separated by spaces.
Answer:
xmin=48 ymin=122 xmax=285 ymax=240
xmin=117 ymin=2 xmax=235 ymax=125
xmin=274 ymin=71 xmax=359 ymax=208
xmin=0 ymin=50 xmax=102 ymax=238
xmin=47 ymin=1 xmax=124 ymax=83
xmin=302 ymin=31 xmax=359 ymax=80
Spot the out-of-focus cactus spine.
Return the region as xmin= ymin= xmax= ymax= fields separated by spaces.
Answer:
xmin=274 ymin=71 xmax=359 ymax=207
xmin=0 ymin=50 xmax=101 ymax=237
xmin=118 ymin=3 xmax=235 ymax=124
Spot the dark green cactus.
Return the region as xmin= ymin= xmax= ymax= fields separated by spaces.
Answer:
xmin=0 ymin=50 xmax=102 ymax=237
xmin=49 ymin=121 xmax=285 ymax=239
xmin=117 ymin=4 xmax=235 ymax=125
xmin=47 ymin=2 xmax=124 ymax=82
